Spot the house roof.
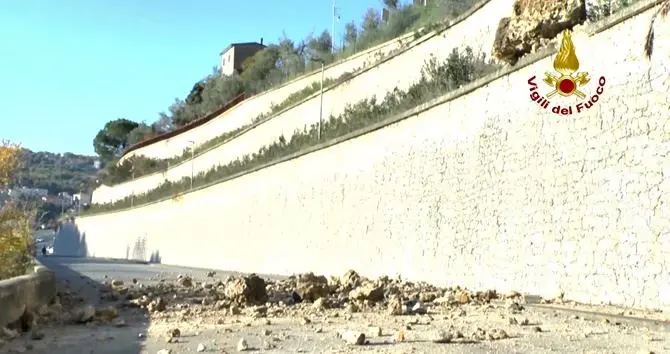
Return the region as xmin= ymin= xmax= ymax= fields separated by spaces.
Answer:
xmin=220 ymin=42 xmax=266 ymax=55
xmin=118 ymin=93 xmax=246 ymax=161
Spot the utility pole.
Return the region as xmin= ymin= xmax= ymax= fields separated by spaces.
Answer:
xmin=188 ymin=140 xmax=195 ymax=190
xmin=319 ymin=62 xmax=324 ymax=140
xmin=332 ymin=0 xmax=336 ymax=53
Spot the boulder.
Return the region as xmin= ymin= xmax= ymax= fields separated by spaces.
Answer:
xmin=492 ymin=0 xmax=586 ymax=65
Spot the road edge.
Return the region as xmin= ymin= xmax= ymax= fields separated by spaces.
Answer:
xmin=0 ymin=257 xmax=57 ymax=328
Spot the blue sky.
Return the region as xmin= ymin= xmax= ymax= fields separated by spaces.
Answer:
xmin=0 ymin=0 xmax=383 ymax=155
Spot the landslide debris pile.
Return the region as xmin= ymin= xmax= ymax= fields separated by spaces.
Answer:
xmin=1 ymin=270 xmax=535 ymax=348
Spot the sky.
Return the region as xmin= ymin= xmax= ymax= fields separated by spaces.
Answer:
xmin=0 ymin=0 xmax=384 ymax=156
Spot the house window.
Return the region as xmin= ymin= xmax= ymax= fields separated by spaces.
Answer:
xmin=222 ymin=58 xmax=226 ymax=65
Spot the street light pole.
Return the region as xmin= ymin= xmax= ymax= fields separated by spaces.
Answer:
xmin=130 ymin=165 xmax=135 ymax=208
xmin=188 ymin=140 xmax=195 ymax=190
xmin=332 ymin=0 xmax=336 ymax=53
xmin=318 ymin=62 xmax=324 ymax=141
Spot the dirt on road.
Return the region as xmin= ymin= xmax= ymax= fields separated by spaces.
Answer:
xmin=1 ymin=269 xmax=669 ymax=354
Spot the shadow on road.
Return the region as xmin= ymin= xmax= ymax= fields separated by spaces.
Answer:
xmin=33 ymin=256 xmax=152 ymax=354
xmin=52 ymin=222 xmax=87 ymax=258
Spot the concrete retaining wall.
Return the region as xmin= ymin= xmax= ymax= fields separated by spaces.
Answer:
xmin=76 ymin=1 xmax=670 ymax=310
xmin=93 ymin=0 xmax=508 ymax=204
xmin=0 ymin=258 xmax=56 ymax=328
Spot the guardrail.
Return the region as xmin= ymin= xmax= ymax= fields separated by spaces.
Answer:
xmin=0 ymin=257 xmax=56 ymax=328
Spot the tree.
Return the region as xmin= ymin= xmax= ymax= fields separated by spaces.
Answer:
xmin=126 ymin=123 xmax=156 ymax=145
xmin=383 ymin=0 xmax=399 ymax=9
xmin=93 ymin=118 xmax=140 ymax=163
xmin=0 ymin=141 xmax=21 ymax=186
xmin=645 ymin=0 xmax=669 ymax=58
xmin=362 ymin=8 xmax=382 ymax=32
xmin=344 ymin=21 xmax=358 ymax=48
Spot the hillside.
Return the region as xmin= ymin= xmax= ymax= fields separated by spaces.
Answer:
xmin=16 ymin=149 xmax=101 ymax=195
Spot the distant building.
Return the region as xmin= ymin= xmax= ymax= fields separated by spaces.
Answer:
xmin=93 ymin=160 xmax=101 ymax=169
xmin=73 ymin=193 xmax=92 ymax=206
xmin=220 ymin=39 xmax=266 ymax=76
xmin=8 ymin=187 xmax=48 ymax=200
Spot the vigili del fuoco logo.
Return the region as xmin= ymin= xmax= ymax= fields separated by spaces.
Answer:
xmin=527 ymin=29 xmax=606 ymax=115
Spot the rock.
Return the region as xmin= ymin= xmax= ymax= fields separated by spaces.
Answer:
xmin=168 ymin=328 xmax=181 ymax=338
xmin=394 ymin=330 xmax=406 ymax=343
xmin=488 ymin=328 xmax=509 ymax=340
xmin=1 ymin=327 xmax=19 ymax=339
xmin=72 ymin=305 xmax=96 ymax=323
xmin=111 ymin=279 xmax=124 ymax=287
xmin=237 ymin=338 xmax=249 ymax=351
xmin=411 ymin=301 xmax=426 ymax=315
xmin=224 ymin=275 xmax=268 ymax=305
xmin=95 ymin=306 xmax=119 ymax=323
xmin=263 ymin=329 xmax=272 ymax=336
xmin=432 ymin=330 xmax=453 ymax=343
xmin=29 ymin=330 xmax=44 ymax=340
xmin=196 ymin=343 xmax=206 ymax=352
xmin=388 ymin=296 xmax=404 ymax=316
xmin=339 ymin=270 xmax=362 ymax=291
xmin=368 ymin=326 xmax=382 ymax=337
xmin=157 ymin=350 xmax=172 ymax=354
xmin=177 ymin=276 xmax=193 ymax=287
xmin=312 ymin=297 xmax=328 ymax=310
xmin=206 ymin=271 xmax=216 ymax=277
xmin=349 ymin=283 xmax=384 ymax=302
xmin=112 ymin=318 xmax=126 ymax=327
xmin=340 ymin=330 xmax=365 ymax=345
xmin=148 ymin=297 xmax=166 ymax=313
xmin=295 ymin=273 xmax=330 ymax=302
xmin=492 ymin=0 xmax=586 ymax=65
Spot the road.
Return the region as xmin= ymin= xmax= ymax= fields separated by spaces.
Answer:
xmin=2 ymin=256 xmax=670 ymax=354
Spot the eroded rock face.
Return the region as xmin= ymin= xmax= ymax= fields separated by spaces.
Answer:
xmin=493 ymin=0 xmax=586 ymax=65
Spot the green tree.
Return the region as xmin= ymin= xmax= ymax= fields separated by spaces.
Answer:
xmin=383 ymin=0 xmax=399 ymax=9
xmin=362 ymin=8 xmax=381 ymax=32
xmin=344 ymin=21 xmax=358 ymax=49
xmin=126 ymin=123 xmax=156 ymax=145
xmin=93 ymin=118 xmax=139 ymax=163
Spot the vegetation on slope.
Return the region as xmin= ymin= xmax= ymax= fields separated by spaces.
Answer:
xmin=0 ymin=141 xmax=35 ymax=280
xmin=83 ymin=46 xmax=499 ymax=214
xmin=92 ymin=0 xmax=480 ymax=173
xmin=17 ymin=149 xmax=100 ymax=195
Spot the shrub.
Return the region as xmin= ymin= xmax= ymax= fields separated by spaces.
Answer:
xmin=83 ymin=46 xmax=499 ymax=215
xmin=0 ymin=141 xmax=34 ymax=280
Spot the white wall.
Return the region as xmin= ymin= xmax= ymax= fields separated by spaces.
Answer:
xmin=75 ymin=1 xmax=670 ymax=310
xmin=93 ymin=0 xmax=509 ymax=204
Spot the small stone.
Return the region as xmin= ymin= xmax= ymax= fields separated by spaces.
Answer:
xmin=315 ymin=328 xmax=323 ymax=333
xmin=394 ymin=330 xmax=405 ymax=343
xmin=169 ymin=328 xmax=181 ymax=338
xmin=312 ymin=297 xmax=327 ymax=310
xmin=532 ymin=326 xmax=542 ymax=332
xmin=111 ymin=279 xmax=124 ymax=287
xmin=369 ymin=326 xmax=382 ymax=337
xmin=488 ymin=329 xmax=509 ymax=340
xmin=112 ymin=318 xmax=126 ymax=327
xmin=138 ymin=333 xmax=145 ymax=338
xmin=509 ymin=317 xmax=518 ymax=325
xmin=30 ymin=330 xmax=44 ymax=340
xmin=157 ymin=350 xmax=172 ymax=354
xmin=520 ymin=318 xmax=530 ymax=326
xmin=237 ymin=338 xmax=249 ymax=351
xmin=340 ymin=331 xmax=365 ymax=345
xmin=196 ymin=343 xmax=206 ymax=352
xmin=432 ymin=330 xmax=453 ymax=343
xmin=207 ymin=271 xmax=216 ymax=277
xmin=263 ymin=329 xmax=272 ymax=336
xmin=301 ymin=317 xmax=311 ymax=325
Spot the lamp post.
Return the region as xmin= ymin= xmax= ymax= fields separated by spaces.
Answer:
xmin=188 ymin=140 xmax=195 ymax=190
xmin=310 ymin=56 xmax=326 ymax=141
xmin=130 ymin=164 xmax=135 ymax=207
